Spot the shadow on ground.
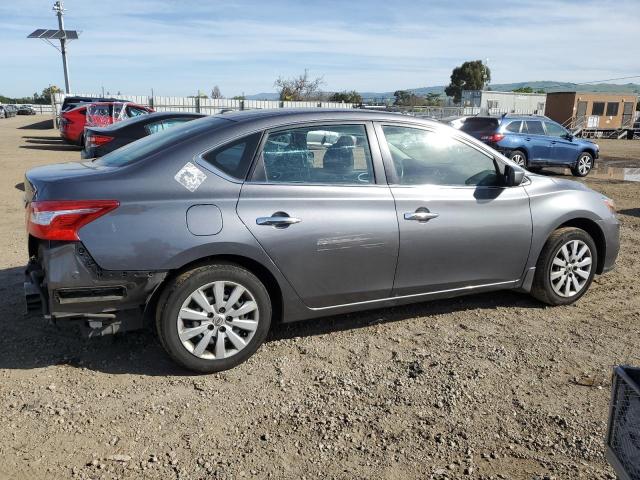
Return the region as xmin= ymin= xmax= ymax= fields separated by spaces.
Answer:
xmin=0 ymin=265 xmax=540 ymax=377
xmin=20 ymin=144 xmax=80 ymax=152
xmin=18 ymin=119 xmax=54 ymax=130
xmin=619 ymin=208 xmax=640 ymax=218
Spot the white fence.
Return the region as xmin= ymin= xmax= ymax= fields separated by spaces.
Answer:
xmin=52 ymin=93 xmax=355 ymax=115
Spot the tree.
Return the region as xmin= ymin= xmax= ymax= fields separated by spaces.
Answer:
xmin=329 ymin=90 xmax=362 ymax=104
xmin=393 ymin=90 xmax=427 ymax=107
xmin=211 ymin=85 xmax=222 ymax=99
xmin=36 ymin=85 xmax=62 ymax=104
xmin=425 ymin=92 xmax=443 ymax=106
xmin=513 ymin=86 xmax=533 ymax=93
xmin=274 ymin=69 xmax=324 ymax=101
xmin=444 ymin=60 xmax=491 ymax=104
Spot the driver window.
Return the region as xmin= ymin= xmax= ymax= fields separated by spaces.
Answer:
xmin=254 ymin=124 xmax=374 ymax=185
xmin=381 ymin=126 xmax=500 ymax=187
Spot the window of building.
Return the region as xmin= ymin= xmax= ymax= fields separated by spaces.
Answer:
xmin=605 ymin=102 xmax=619 ymax=116
xmin=591 ymin=102 xmax=605 ymax=116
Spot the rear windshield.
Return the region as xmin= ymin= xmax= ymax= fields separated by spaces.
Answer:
xmin=460 ymin=117 xmax=500 ymax=133
xmin=93 ymin=117 xmax=231 ymax=167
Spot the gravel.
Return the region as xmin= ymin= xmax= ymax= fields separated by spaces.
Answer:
xmin=0 ymin=116 xmax=638 ymax=479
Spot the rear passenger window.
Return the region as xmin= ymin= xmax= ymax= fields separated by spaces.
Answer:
xmin=505 ymin=121 xmax=522 ymax=133
xmin=201 ymin=133 xmax=262 ymax=180
xmin=252 ymin=125 xmax=374 ymax=185
xmin=524 ymin=121 xmax=544 ymax=135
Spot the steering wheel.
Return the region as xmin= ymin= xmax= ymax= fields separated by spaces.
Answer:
xmin=357 ymin=172 xmax=370 ymax=183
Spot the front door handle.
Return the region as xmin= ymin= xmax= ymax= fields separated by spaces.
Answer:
xmin=256 ymin=212 xmax=301 ymax=227
xmin=404 ymin=210 xmax=439 ymax=222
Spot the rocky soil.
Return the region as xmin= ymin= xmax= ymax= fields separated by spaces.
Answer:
xmin=0 ymin=116 xmax=639 ymax=479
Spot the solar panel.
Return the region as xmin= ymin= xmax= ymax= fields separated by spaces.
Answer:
xmin=27 ymin=29 xmax=47 ymax=38
xmin=27 ymin=29 xmax=80 ymax=39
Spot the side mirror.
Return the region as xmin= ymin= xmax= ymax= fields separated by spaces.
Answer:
xmin=504 ymin=164 xmax=525 ymax=186
xmin=563 ymin=133 xmax=574 ymax=141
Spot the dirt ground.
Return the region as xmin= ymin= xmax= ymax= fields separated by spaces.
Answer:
xmin=0 ymin=115 xmax=639 ymax=480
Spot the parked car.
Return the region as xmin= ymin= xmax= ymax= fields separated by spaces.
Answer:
xmin=82 ymin=112 xmax=205 ymax=159
xmin=1 ymin=104 xmax=17 ymax=118
xmin=17 ymin=105 xmax=37 ymax=115
xmin=0 ymin=106 xmax=6 ymax=118
xmin=459 ymin=115 xmax=599 ymax=177
xmin=60 ymin=101 xmax=153 ymax=145
xmin=61 ymin=96 xmax=127 ymax=112
xmin=24 ymin=110 xmax=620 ymax=373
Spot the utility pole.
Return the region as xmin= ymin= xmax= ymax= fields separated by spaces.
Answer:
xmin=53 ymin=1 xmax=70 ymax=93
xmin=28 ymin=1 xmax=80 ymax=95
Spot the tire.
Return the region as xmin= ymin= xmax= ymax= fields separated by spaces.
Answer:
xmin=156 ymin=263 xmax=271 ymax=373
xmin=571 ymin=152 xmax=593 ymax=177
xmin=531 ymin=227 xmax=597 ymax=306
xmin=508 ymin=150 xmax=527 ymax=167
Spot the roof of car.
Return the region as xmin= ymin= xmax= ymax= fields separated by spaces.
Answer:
xmin=219 ymin=108 xmax=439 ymax=125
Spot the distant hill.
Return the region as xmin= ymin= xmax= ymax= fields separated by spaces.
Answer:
xmin=361 ymin=82 xmax=640 ymax=101
xmin=246 ymin=82 xmax=640 ymax=102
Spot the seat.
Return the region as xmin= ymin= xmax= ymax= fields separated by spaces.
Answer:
xmin=322 ymin=135 xmax=355 ymax=178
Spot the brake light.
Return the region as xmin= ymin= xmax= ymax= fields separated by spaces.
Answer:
xmin=480 ymin=133 xmax=505 ymax=143
xmin=86 ymin=134 xmax=114 ymax=148
xmin=27 ymin=200 xmax=119 ymax=241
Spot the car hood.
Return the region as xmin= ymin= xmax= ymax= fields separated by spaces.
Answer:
xmin=526 ymin=172 xmax=593 ymax=193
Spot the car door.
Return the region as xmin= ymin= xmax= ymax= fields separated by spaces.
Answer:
xmin=544 ymin=120 xmax=579 ymax=165
xmin=375 ymin=123 xmax=532 ymax=296
xmin=522 ymin=120 xmax=553 ymax=164
xmin=236 ymin=122 xmax=399 ymax=309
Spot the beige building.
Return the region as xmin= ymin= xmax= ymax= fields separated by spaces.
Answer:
xmin=545 ymin=91 xmax=637 ymax=131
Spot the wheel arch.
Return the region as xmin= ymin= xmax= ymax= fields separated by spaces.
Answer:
xmin=144 ymin=254 xmax=284 ymax=326
xmin=555 ymin=217 xmax=606 ymax=274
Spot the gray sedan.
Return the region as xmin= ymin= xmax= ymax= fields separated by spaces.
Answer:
xmin=24 ymin=109 xmax=620 ymax=372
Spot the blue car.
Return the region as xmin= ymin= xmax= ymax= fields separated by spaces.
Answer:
xmin=460 ymin=115 xmax=599 ymax=177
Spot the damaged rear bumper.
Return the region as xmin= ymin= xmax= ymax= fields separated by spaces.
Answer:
xmin=25 ymin=242 xmax=166 ymax=336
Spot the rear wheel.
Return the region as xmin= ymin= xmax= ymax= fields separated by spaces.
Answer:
xmin=156 ymin=263 xmax=271 ymax=373
xmin=571 ymin=152 xmax=593 ymax=177
xmin=508 ymin=150 xmax=527 ymax=167
xmin=531 ymin=227 xmax=597 ymax=305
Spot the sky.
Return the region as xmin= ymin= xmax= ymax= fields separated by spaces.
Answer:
xmin=1 ymin=0 xmax=639 ymax=98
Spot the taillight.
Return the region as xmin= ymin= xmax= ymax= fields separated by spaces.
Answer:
xmin=27 ymin=200 xmax=119 ymax=241
xmin=480 ymin=133 xmax=505 ymax=143
xmin=86 ymin=134 xmax=114 ymax=148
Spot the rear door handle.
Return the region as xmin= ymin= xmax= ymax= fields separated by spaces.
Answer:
xmin=256 ymin=214 xmax=301 ymax=227
xmin=404 ymin=211 xmax=439 ymax=222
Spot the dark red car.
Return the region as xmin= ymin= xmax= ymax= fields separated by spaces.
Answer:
xmin=59 ymin=101 xmax=153 ymax=145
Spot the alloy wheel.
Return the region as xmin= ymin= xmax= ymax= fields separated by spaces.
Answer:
xmin=577 ymin=155 xmax=592 ymax=175
xmin=549 ymin=239 xmax=592 ymax=298
xmin=511 ymin=153 xmax=525 ymax=166
xmin=177 ymin=281 xmax=259 ymax=360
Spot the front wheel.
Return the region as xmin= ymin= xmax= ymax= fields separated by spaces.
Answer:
xmin=531 ymin=227 xmax=597 ymax=306
xmin=571 ymin=152 xmax=593 ymax=177
xmin=156 ymin=263 xmax=271 ymax=373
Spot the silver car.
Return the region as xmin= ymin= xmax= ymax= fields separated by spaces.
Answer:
xmin=24 ymin=110 xmax=620 ymax=373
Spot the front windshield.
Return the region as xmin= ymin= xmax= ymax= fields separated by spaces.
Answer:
xmin=93 ymin=116 xmax=232 ymax=167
